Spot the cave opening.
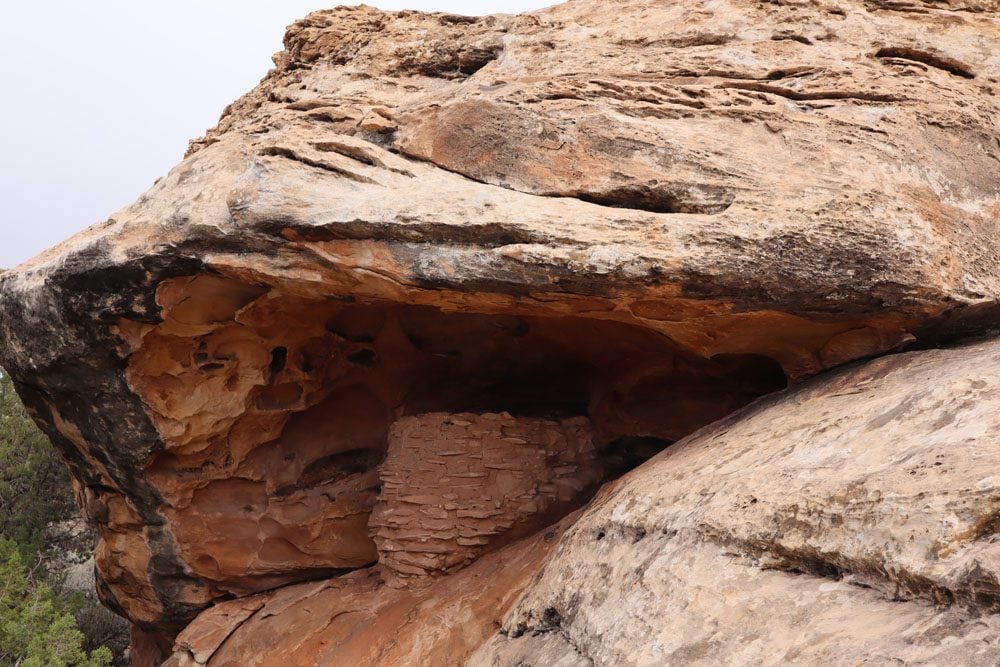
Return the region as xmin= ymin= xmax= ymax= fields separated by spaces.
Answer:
xmin=135 ymin=284 xmax=788 ymax=592
xmin=313 ymin=303 xmax=788 ymax=436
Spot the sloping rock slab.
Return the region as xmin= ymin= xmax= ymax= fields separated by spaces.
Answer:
xmin=164 ymin=514 xmax=574 ymax=666
xmin=481 ymin=340 xmax=1000 ymax=665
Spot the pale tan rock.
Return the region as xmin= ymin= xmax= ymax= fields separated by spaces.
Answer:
xmin=484 ymin=339 xmax=1000 ymax=665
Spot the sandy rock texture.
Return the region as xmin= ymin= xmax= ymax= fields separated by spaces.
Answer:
xmin=372 ymin=412 xmax=601 ymax=579
xmin=478 ymin=340 xmax=1000 ymax=665
xmin=165 ymin=513 xmax=576 ymax=667
xmin=0 ymin=0 xmax=997 ymax=663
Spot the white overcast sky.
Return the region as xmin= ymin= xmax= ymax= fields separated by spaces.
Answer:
xmin=0 ymin=1 xmax=552 ymax=268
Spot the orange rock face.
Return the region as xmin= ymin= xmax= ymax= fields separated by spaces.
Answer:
xmin=165 ymin=516 xmax=575 ymax=667
xmin=372 ymin=412 xmax=600 ymax=578
xmin=116 ymin=274 xmax=788 ymax=617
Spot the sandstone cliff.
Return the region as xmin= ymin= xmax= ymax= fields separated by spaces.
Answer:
xmin=0 ymin=0 xmax=998 ymax=664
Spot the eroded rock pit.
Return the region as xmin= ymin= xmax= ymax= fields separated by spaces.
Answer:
xmin=114 ymin=273 xmax=786 ymax=607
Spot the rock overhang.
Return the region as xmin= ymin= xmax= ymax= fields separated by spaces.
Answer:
xmin=0 ymin=0 xmax=998 ymax=659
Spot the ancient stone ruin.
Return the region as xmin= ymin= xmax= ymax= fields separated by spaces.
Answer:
xmin=1 ymin=0 xmax=999 ymax=664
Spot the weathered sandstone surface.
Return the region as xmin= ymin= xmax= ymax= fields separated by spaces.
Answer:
xmin=477 ymin=340 xmax=1000 ymax=665
xmin=0 ymin=0 xmax=998 ymax=664
xmin=372 ymin=412 xmax=600 ymax=579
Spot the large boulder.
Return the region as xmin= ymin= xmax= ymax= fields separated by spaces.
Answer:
xmin=0 ymin=0 xmax=997 ymax=663
xmin=476 ymin=339 xmax=1000 ymax=665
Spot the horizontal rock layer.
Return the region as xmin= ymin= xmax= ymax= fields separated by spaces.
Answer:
xmin=372 ymin=412 xmax=601 ymax=579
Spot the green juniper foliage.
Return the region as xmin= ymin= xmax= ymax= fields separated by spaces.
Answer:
xmin=0 ymin=539 xmax=112 ymax=667
xmin=0 ymin=369 xmax=115 ymax=666
xmin=0 ymin=371 xmax=75 ymax=557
